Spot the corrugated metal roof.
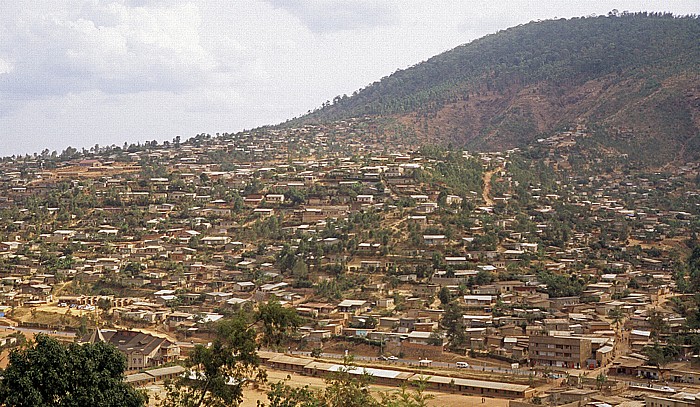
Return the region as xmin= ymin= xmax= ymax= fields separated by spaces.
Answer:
xmin=410 ymin=374 xmax=530 ymax=392
xmin=145 ymin=365 xmax=186 ymax=378
xmin=269 ymin=355 xmax=311 ymax=366
xmin=327 ymin=365 xmax=404 ymax=379
xmin=125 ymin=373 xmax=151 ymax=383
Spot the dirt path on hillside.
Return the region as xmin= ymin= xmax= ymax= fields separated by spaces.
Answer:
xmin=482 ymin=167 xmax=502 ymax=206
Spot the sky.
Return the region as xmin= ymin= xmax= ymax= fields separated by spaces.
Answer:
xmin=0 ymin=1 xmax=697 ymax=157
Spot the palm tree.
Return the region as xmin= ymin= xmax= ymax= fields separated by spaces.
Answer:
xmin=595 ymin=372 xmax=608 ymax=391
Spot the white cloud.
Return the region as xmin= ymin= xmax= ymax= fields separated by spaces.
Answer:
xmin=0 ymin=58 xmax=13 ymax=75
xmin=264 ymin=0 xmax=398 ymax=33
xmin=0 ymin=1 xmax=215 ymax=97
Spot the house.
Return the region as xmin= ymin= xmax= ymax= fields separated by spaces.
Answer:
xmin=201 ymin=236 xmax=231 ymax=246
xmin=644 ymin=393 xmax=696 ymax=407
xmin=416 ymin=202 xmax=438 ymax=214
xmin=444 ymin=257 xmax=468 ymax=266
xmin=253 ymin=208 xmax=275 ymax=217
xmin=337 ymin=299 xmax=370 ymax=314
xmin=463 ymin=295 xmax=495 ymax=307
xmin=407 ymin=216 xmax=427 ymax=228
xmin=126 ymin=365 xmax=187 ymax=387
xmin=233 ymin=281 xmax=256 ymax=292
xmin=243 ymin=194 xmax=264 ymax=206
xmin=401 ymin=331 xmax=444 ymax=358
xmin=410 ymin=195 xmax=429 ymax=203
xmin=356 ymin=195 xmax=374 ymax=204
xmin=306 ymin=330 xmax=332 ymax=342
xmin=265 ymin=194 xmax=285 ymax=203
xmin=423 ymin=235 xmax=446 ymax=245
xmin=302 ymin=206 xmax=349 ymax=223
xmin=81 ymin=329 xmax=180 ymax=371
xmin=445 ymin=195 xmax=463 ymax=206
xmin=0 ymin=241 xmax=21 ymax=252
xmin=148 ymin=203 xmax=175 ymax=214
xmin=376 ymin=298 xmax=395 ymax=309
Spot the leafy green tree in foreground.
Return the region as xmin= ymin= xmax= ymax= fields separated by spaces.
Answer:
xmin=0 ymin=334 xmax=146 ymax=407
xmin=162 ymin=301 xmax=300 ymax=407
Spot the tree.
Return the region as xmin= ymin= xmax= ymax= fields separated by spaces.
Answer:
xmin=627 ymin=277 xmax=640 ymax=289
xmin=316 ymin=356 xmax=379 ymax=407
xmin=644 ymin=342 xmax=680 ymax=381
xmin=264 ymin=380 xmax=320 ymax=407
xmin=431 ymin=252 xmax=444 ymax=269
xmin=162 ymin=302 xmax=300 ymax=407
xmin=262 ymin=361 xmax=434 ymax=407
xmin=441 ymin=301 xmax=467 ymax=350
xmin=381 ymin=377 xmax=434 ymax=407
xmin=292 ymin=258 xmax=309 ymax=281
xmin=0 ymin=334 xmax=146 ymax=407
xmin=608 ymin=307 xmax=624 ymax=329
xmin=258 ymin=356 xmax=378 ymax=407
xmin=122 ymin=261 xmax=144 ymax=276
xmin=256 ymin=301 xmax=303 ymax=348
xmin=647 ymin=310 xmax=668 ymax=340
xmin=595 ymin=373 xmax=607 ymax=390
xmin=97 ymin=297 xmax=112 ymax=313
xmin=427 ymin=331 xmax=444 ymax=347
xmin=537 ymin=271 xmax=583 ymax=298
xmin=474 ymin=270 xmax=494 ymax=286
xmin=438 ymin=287 xmax=452 ymax=305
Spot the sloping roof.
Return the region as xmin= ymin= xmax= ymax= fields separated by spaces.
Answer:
xmin=268 ymin=355 xmax=311 ymax=367
xmin=86 ymin=329 xmax=175 ymax=355
xmin=144 ymin=365 xmax=187 ymax=378
xmin=337 ymin=299 xmax=367 ymax=307
xmin=125 ymin=373 xmax=152 ymax=383
xmin=83 ymin=327 xmax=107 ymax=343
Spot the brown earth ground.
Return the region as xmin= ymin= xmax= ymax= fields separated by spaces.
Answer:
xmin=143 ymin=368 xmax=509 ymax=407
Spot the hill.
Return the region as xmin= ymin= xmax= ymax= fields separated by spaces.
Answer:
xmin=291 ymin=13 xmax=700 ymax=165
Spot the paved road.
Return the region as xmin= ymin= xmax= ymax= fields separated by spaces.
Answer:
xmin=5 ymin=326 xmax=76 ymax=337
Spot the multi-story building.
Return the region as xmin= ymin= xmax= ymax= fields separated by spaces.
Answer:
xmin=529 ymin=334 xmax=592 ymax=369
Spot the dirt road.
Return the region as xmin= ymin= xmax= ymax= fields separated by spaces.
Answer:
xmin=482 ymin=166 xmax=503 ymax=206
xmin=239 ymin=369 xmax=509 ymax=407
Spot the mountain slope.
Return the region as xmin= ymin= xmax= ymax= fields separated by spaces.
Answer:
xmin=291 ymin=13 xmax=700 ymax=163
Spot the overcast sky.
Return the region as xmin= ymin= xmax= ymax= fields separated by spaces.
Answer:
xmin=0 ymin=1 xmax=697 ymax=157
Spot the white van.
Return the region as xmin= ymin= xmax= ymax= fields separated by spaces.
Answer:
xmin=456 ymin=362 xmax=470 ymax=368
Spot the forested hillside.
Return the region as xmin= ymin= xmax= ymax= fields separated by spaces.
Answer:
xmin=291 ymin=13 xmax=700 ymax=164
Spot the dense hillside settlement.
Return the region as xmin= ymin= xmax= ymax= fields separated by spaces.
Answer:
xmin=0 ymin=118 xmax=699 ymax=406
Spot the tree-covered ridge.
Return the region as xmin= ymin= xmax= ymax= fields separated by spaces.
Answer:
xmin=287 ymin=14 xmax=700 ymax=164
xmin=298 ymin=13 xmax=699 ymax=120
